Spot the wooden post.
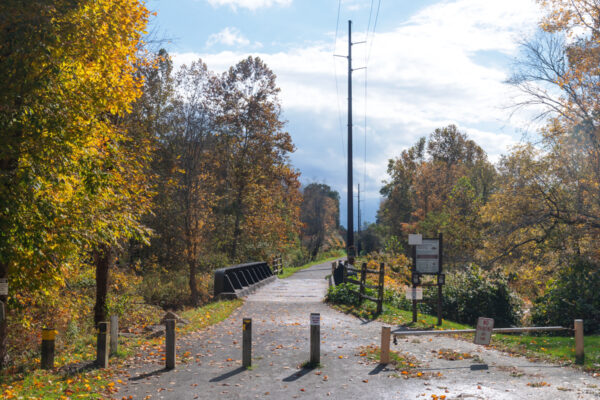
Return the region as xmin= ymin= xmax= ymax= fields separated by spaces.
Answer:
xmin=437 ymin=283 xmax=443 ymax=326
xmin=360 ymin=262 xmax=366 ymax=302
xmin=377 ymin=263 xmax=385 ymax=314
xmin=343 ymin=261 xmax=348 ymax=283
xmin=310 ymin=313 xmax=320 ymax=366
xmin=331 ymin=261 xmax=336 ymax=276
xmin=96 ymin=322 xmax=109 ymax=368
xmin=165 ymin=319 xmax=176 ymax=370
xmin=110 ymin=315 xmax=118 ymax=356
xmin=412 ymin=245 xmax=417 ymax=323
xmin=41 ymin=328 xmax=57 ymax=370
xmin=380 ymin=326 xmax=391 ymax=364
xmin=575 ymin=319 xmax=584 ymax=365
xmin=242 ymin=318 xmax=252 ymax=368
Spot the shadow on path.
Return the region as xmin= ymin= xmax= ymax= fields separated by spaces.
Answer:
xmin=129 ymin=368 xmax=170 ymax=381
xmin=209 ymin=367 xmax=246 ymax=382
xmin=368 ymin=364 xmax=387 ymax=375
xmin=282 ymin=367 xmax=316 ymax=382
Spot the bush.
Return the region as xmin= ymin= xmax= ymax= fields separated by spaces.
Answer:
xmin=531 ymin=258 xmax=600 ymax=333
xmin=385 ymin=266 xmax=522 ymax=327
xmin=326 ymin=283 xmax=362 ymax=306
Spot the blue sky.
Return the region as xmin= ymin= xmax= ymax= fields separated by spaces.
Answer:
xmin=146 ymin=0 xmax=542 ymax=228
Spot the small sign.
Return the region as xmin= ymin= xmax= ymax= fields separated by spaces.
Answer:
xmin=405 ymin=287 xmax=423 ymax=300
xmin=474 ymin=317 xmax=494 ymax=345
xmin=0 ymin=279 xmax=7 ymax=295
xmin=310 ymin=313 xmax=320 ymax=326
xmin=438 ymin=274 xmax=445 ymax=285
xmin=415 ymin=239 xmax=440 ymax=274
xmin=408 ymin=234 xmax=423 ymax=245
xmin=412 ymin=273 xmax=421 ymax=285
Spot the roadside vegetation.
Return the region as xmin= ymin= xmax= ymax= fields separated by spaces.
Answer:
xmin=0 ymin=299 xmax=241 ymax=399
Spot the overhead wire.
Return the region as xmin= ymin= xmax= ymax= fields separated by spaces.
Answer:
xmin=362 ymin=0 xmax=382 ymax=226
xmin=333 ymin=0 xmax=346 ymax=171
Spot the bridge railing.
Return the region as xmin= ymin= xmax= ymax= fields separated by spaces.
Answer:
xmin=213 ymin=261 xmax=277 ymax=299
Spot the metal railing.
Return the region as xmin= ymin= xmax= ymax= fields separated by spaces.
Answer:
xmin=214 ymin=262 xmax=276 ymax=299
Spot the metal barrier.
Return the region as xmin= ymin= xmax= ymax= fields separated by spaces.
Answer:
xmin=214 ymin=262 xmax=277 ymax=299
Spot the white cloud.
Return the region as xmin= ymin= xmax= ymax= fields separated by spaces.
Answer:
xmin=174 ymin=0 xmax=544 ymax=221
xmin=206 ymin=27 xmax=251 ymax=47
xmin=206 ymin=0 xmax=292 ymax=11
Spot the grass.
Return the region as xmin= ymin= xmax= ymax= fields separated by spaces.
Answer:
xmin=328 ymin=292 xmax=600 ymax=371
xmin=491 ymin=333 xmax=600 ymax=372
xmin=330 ymin=300 xmax=470 ymax=331
xmin=278 ymin=254 xmax=344 ymax=279
xmin=0 ymin=299 xmax=242 ymax=399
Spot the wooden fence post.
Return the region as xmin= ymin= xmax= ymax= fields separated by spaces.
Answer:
xmin=243 ymin=318 xmax=252 ymax=368
xmin=110 ymin=315 xmax=118 ymax=356
xmin=575 ymin=319 xmax=584 ymax=365
xmin=360 ymin=263 xmax=366 ymax=302
xmin=165 ymin=319 xmax=176 ymax=370
xmin=41 ymin=328 xmax=57 ymax=370
xmin=377 ymin=263 xmax=385 ymax=314
xmin=380 ymin=326 xmax=391 ymax=364
xmin=96 ymin=322 xmax=109 ymax=368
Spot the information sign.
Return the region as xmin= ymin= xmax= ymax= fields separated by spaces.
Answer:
xmin=408 ymin=234 xmax=422 ymax=245
xmin=310 ymin=313 xmax=320 ymax=326
xmin=415 ymin=239 xmax=440 ymax=274
xmin=0 ymin=279 xmax=7 ymax=296
xmin=474 ymin=317 xmax=494 ymax=345
xmin=405 ymin=287 xmax=423 ymax=300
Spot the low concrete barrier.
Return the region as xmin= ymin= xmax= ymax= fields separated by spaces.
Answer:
xmin=214 ymin=262 xmax=276 ymax=299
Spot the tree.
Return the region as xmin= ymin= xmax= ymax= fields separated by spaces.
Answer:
xmin=500 ymin=0 xmax=600 ymax=268
xmin=300 ymin=183 xmax=340 ymax=259
xmin=0 ymin=0 xmax=150 ymax=365
xmin=212 ymin=56 xmax=301 ymax=262
xmin=378 ymin=125 xmax=495 ymax=267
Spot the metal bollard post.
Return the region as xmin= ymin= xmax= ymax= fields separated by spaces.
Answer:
xmin=41 ymin=328 xmax=57 ymax=370
xmin=242 ymin=318 xmax=252 ymax=368
xmin=310 ymin=313 xmax=320 ymax=366
xmin=575 ymin=319 xmax=584 ymax=365
xmin=96 ymin=322 xmax=109 ymax=368
xmin=110 ymin=315 xmax=118 ymax=356
xmin=380 ymin=326 xmax=391 ymax=364
xmin=165 ymin=319 xmax=176 ymax=370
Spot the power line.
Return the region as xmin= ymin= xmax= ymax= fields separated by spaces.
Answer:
xmin=333 ymin=0 xmax=346 ymax=171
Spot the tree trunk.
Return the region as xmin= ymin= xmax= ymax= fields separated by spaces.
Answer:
xmin=94 ymin=244 xmax=113 ymax=326
xmin=0 ymin=260 xmax=7 ymax=370
xmin=189 ymin=258 xmax=199 ymax=306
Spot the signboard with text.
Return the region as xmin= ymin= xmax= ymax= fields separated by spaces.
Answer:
xmin=415 ymin=239 xmax=440 ymax=274
xmin=474 ymin=317 xmax=494 ymax=345
xmin=405 ymin=286 xmax=423 ymax=300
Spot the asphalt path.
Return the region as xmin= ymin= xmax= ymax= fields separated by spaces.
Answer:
xmin=114 ymin=261 xmax=600 ymax=399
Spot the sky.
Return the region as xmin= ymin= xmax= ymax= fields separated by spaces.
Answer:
xmin=145 ymin=0 xmax=543 ymax=229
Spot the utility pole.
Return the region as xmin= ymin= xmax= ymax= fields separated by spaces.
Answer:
xmin=357 ymin=183 xmax=361 ymax=256
xmin=347 ymin=19 xmax=354 ymax=264
xmin=336 ymin=20 xmax=364 ymax=264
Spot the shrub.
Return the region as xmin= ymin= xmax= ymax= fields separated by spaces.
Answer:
xmin=531 ymin=258 xmax=600 ymax=333
xmin=326 ymin=283 xmax=362 ymax=306
xmin=385 ymin=266 xmax=522 ymax=327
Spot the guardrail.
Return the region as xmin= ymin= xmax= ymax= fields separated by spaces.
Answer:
xmin=214 ymin=262 xmax=277 ymax=299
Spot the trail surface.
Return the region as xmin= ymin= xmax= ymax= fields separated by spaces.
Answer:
xmin=115 ymin=262 xmax=599 ymax=399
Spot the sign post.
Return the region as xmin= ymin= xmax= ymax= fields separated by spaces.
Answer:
xmin=310 ymin=313 xmax=320 ymax=366
xmin=410 ymin=233 xmax=443 ymax=325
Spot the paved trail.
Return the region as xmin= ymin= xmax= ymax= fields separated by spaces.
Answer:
xmin=115 ymin=262 xmax=600 ymax=399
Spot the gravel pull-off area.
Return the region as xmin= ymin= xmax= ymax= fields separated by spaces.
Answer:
xmin=115 ymin=262 xmax=600 ymax=399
